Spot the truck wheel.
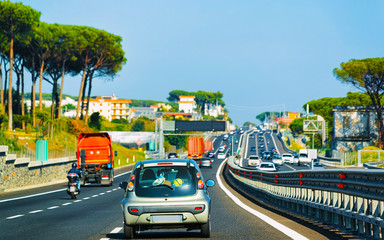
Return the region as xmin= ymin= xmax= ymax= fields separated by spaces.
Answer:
xmin=201 ymin=220 xmax=210 ymax=238
xmin=124 ymin=224 xmax=136 ymax=239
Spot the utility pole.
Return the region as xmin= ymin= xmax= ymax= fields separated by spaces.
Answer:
xmin=159 ymin=118 xmax=164 ymax=158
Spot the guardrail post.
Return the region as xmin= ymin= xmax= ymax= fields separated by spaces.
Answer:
xmin=372 ymin=199 xmax=380 ymax=238
xmin=365 ymin=198 xmax=372 ymax=236
xmin=357 ymin=197 xmax=365 ymax=235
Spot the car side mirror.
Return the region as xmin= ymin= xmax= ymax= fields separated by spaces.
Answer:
xmin=119 ymin=181 xmax=128 ymax=191
xmin=206 ymin=179 xmax=215 ymax=187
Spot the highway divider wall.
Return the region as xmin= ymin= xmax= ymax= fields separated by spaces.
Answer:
xmin=0 ymin=145 xmax=76 ymax=193
xmin=227 ymin=156 xmax=384 ymax=239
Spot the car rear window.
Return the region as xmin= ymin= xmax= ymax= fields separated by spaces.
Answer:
xmin=134 ymin=166 xmax=197 ymax=197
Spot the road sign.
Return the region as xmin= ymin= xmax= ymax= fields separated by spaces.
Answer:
xmin=303 ymin=120 xmax=322 ymax=132
xmin=136 ymin=138 xmax=142 ymax=146
xmin=175 ymin=120 xmax=226 ymax=132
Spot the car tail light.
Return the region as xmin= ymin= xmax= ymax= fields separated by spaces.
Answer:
xmin=128 ymin=182 xmax=134 ymax=191
xmin=130 ymin=174 xmax=135 ymax=181
xmin=199 ymin=161 xmax=202 ymax=164
xmin=195 ymin=206 xmax=203 ymax=211
xmin=131 ymin=208 xmax=138 ymax=212
xmin=196 ymin=172 xmax=201 ymax=178
xmin=198 ymin=180 xmax=204 ymax=189
xmin=157 ymin=162 xmax=173 ymax=165
xmin=101 ymin=175 xmax=109 ymax=179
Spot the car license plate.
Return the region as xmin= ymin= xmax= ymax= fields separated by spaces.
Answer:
xmin=152 ymin=215 xmax=182 ymax=223
xmin=70 ymin=186 xmax=75 ymax=192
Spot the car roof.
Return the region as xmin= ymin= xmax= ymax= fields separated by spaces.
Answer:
xmin=135 ymin=159 xmax=197 ymax=168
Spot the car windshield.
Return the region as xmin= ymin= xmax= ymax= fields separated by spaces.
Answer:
xmin=134 ymin=166 xmax=197 ymax=197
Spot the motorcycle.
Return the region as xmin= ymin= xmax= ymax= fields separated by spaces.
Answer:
xmin=66 ymin=173 xmax=80 ymax=199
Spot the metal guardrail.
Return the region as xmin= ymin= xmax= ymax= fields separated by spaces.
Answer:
xmin=227 ymin=156 xmax=384 ymax=239
xmin=276 ymin=133 xmax=296 ymax=155
xmin=363 ymin=161 xmax=384 ymax=170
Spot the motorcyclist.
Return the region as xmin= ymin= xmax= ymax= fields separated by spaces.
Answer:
xmin=68 ymin=163 xmax=82 ymax=191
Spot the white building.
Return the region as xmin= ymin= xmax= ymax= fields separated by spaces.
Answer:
xmin=178 ymin=96 xmax=196 ymax=113
xmin=85 ymin=95 xmax=132 ymax=121
xmin=204 ymin=103 xmax=224 ymax=117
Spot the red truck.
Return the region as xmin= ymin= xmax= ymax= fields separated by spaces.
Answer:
xmin=188 ymin=137 xmax=205 ymax=158
xmin=77 ymin=133 xmax=115 ymax=186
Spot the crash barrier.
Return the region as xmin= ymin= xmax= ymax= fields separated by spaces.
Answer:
xmin=276 ymin=133 xmax=296 ymax=155
xmin=227 ymin=156 xmax=384 ymax=239
xmin=363 ymin=162 xmax=384 ymax=170
xmin=317 ymin=156 xmax=343 ymax=168
xmin=0 ymin=145 xmax=76 ymax=193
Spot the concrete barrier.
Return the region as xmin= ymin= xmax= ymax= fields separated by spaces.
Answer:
xmin=0 ymin=145 xmax=76 ymax=193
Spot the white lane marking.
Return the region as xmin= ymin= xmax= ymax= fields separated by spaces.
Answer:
xmin=100 ymin=238 xmax=109 ymax=240
xmin=110 ymin=227 xmax=122 ymax=234
xmin=106 ymin=190 xmax=112 ymax=193
xmin=0 ymin=188 xmax=66 ymax=203
xmin=74 ymin=200 xmax=82 ymax=202
xmin=47 ymin=206 xmax=59 ymax=210
xmin=29 ymin=210 xmax=43 ymax=214
xmin=7 ymin=214 xmax=24 ymax=219
xmin=112 ymin=188 xmax=118 ymax=191
xmin=216 ymin=160 xmax=309 ymax=240
xmin=62 ymin=202 xmax=72 ymax=206
xmin=115 ymin=171 xmax=131 ymax=178
xmin=285 ymin=164 xmax=297 ymax=171
xmin=83 ymin=197 xmax=90 ymax=200
xmin=92 ymin=195 xmax=99 ymax=198
xmin=270 ymin=132 xmax=280 ymax=155
xmin=100 ymin=192 xmax=105 ymax=195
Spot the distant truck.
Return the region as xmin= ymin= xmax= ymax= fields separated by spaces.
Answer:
xmin=77 ymin=133 xmax=115 ymax=186
xmin=298 ymin=149 xmax=317 ymax=164
xmin=188 ymin=137 xmax=205 ymax=159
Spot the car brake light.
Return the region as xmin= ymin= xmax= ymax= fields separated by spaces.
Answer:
xmin=102 ymin=175 xmax=109 ymax=178
xmin=195 ymin=206 xmax=203 ymax=211
xmin=131 ymin=208 xmax=138 ymax=212
xmin=199 ymin=161 xmax=202 ymax=164
xmin=157 ymin=162 xmax=173 ymax=165
xmin=130 ymin=174 xmax=135 ymax=181
xmin=198 ymin=180 xmax=204 ymax=189
xmin=196 ymin=172 xmax=201 ymax=178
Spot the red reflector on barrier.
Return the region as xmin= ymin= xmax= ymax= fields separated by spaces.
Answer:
xmin=300 ymin=180 xmax=303 ymax=185
xmin=250 ymin=172 xmax=252 ymax=175
xmin=339 ymin=174 xmax=346 ymax=179
xmin=260 ymin=173 xmax=263 ymax=176
xmin=299 ymin=173 xmax=303 ymax=178
xmin=338 ymin=183 xmax=344 ymax=189
xmin=274 ymin=180 xmax=278 ymax=183
xmin=275 ymin=174 xmax=279 ymax=178
xmin=261 ymin=177 xmax=263 ymax=181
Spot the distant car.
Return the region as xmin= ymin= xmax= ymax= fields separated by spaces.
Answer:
xmin=262 ymin=151 xmax=272 ymax=160
xmin=312 ymin=162 xmax=326 ymax=170
xmin=259 ymin=138 xmax=264 ymax=142
xmin=271 ymin=155 xmax=283 ymax=166
xmin=281 ymin=153 xmax=294 ymax=163
xmin=259 ymin=144 xmax=264 ymax=148
xmin=249 ymin=135 xmax=254 ymax=139
xmin=292 ymin=155 xmax=299 ymax=165
xmin=119 ymin=159 xmax=215 ymax=238
xmin=250 ymin=147 xmax=256 ymax=151
xmin=218 ymin=146 xmax=225 ymax=152
xmin=167 ymin=152 xmax=178 ymax=159
xmin=207 ymin=151 xmax=215 ymax=158
xmin=223 ymin=134 xmax=229 ymax=141
xmin=196 ymin=157 xmax=214 ymax=168
xmin=217 ymin=152 xmax=226 ymax=160
xmin=247 ymin=155 xmax=261 ymax=167
xmin=258 ymin=162 xmax=277 ymax=172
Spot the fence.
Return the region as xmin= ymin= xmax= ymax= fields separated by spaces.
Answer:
xmin=227 ymin=156 xmax=384 ymax=239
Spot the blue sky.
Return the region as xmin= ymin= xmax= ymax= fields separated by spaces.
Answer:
xmin=16 ymin=0 xmax=384 ymax=125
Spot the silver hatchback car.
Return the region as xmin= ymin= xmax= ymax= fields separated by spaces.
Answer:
xmin=120 ymin=159 xmax=215 ymax=239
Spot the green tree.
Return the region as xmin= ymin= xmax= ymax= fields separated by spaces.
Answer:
xmin=256 ymin=112 xmax=282 ymax=123
xmin=89 ymin=112 xmax=101 ymax=130
xmin=334 ymin=58 xmax=384 ymax=148
xmin=131 ymin=119 xmax=145 ymax=132
xmin=289 ymin=117 xmax=304 ymax=137
xmin=0 ymin=1 xmax=41 ymax=130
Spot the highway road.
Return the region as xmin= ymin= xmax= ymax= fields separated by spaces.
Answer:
xmin=1 ymin=134 xmax=343 ymax=240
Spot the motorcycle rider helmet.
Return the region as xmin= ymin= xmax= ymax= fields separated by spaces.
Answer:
xmin=72 ymin=162 xmax=77 ymax=169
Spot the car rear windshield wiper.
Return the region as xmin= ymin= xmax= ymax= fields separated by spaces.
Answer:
xmin=151 ymin=184 xmax=174 ymax=190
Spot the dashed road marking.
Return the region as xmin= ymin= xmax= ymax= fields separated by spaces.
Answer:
xmin=47 ymin=206 xmax=59 ymax=210
xmin=62 ymin=202 xmax=72 ymax=206
xmin=100 ymin=192 xmax=105 ymax=195
xmin=6 ymin=214 xmax=24 ymax=219
xmin=92 ymin=195 xmax=99 ymax=198
xmin=83 ymin=197 xmax=90 ymax=200
xmin=106 ymin=190 xmax=112 ymax=193
xmin=74 ymin=200 xmax=82 ymax=202
xmin=110 ymin=227 xmax=122 ymax=234
xmin=29 ymin=210 xmax=43 ymax=214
